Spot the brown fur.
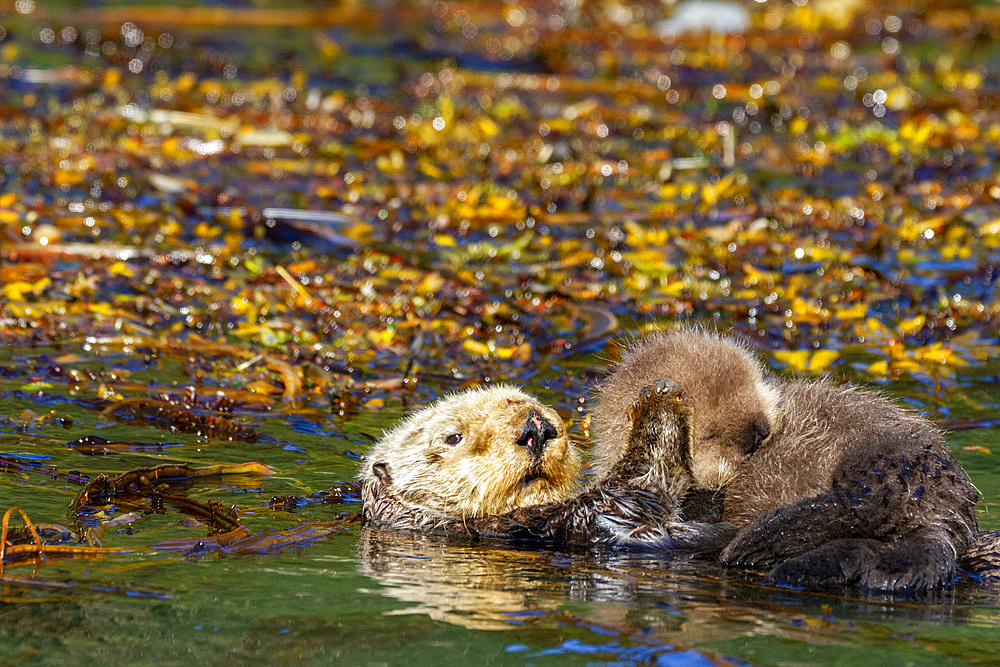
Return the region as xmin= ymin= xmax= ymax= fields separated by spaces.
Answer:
xmin=592 ymin=328 xmax=777 ymax=490
xmin=592 ymin=328 xmax=989 ymax=593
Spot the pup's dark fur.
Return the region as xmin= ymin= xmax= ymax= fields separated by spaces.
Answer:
xmin=593 ymin=328 xmax=993 ymax=593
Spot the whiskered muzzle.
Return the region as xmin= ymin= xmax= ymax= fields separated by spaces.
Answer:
xmin=516 ymin=408 xmax=559 ymax=458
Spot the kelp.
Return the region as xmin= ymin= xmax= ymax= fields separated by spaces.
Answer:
xmin=72 ymin=462 xmax=274 ymax=534
xmin=0 ymin=507 xmax=132 ymax=576
xmin=103 ymin=398 xmax=264 ymax=443
xmin=2 ymin=0 xmax=1000 ymax=611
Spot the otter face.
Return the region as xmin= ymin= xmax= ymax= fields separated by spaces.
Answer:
xmin=591 ymin=328 xmax=778 ymax=490
xmin=690 ymin=366 xmax=776 ymax=489
xmin=362 ymin=385 xmax=582 ymax=521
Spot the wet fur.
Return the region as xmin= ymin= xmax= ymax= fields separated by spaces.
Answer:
xmin=593 ymin=328 xmax=995 ymax=593
xmin=361 ymin=383 xmax=733 ymax=553
xmin=591 ymin=328 xmax=778 ymax=490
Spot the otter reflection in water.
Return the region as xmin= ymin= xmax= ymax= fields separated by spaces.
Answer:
xmin=356 ymin=529 xmax=995 ymax=640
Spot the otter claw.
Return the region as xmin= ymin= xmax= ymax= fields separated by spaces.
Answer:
xmin=653 ymin=378 xmax=683 ymax=399
xmin=626 ymin=379 xmax=687 ymax=424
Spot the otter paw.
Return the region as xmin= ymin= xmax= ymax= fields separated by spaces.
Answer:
xmin=623 ymin=378 xmax=690 ymax=469
xmin=626 ymin=379 xmax=685 ymax=421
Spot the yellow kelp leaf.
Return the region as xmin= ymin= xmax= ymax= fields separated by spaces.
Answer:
xmin=461 ymin=339 xmax=530 ymax=361
xmin=978 ymin=218 xmax=1000 ymax=235
xmin=868 ymin=360 xmax=889 ymax=375
xmin=495 ymin=343 xmax=531 ymax=362
xmin=790 ymin=297 xmax=830 ymax=322
xmin=376 ymin=150 xmax=406 ymax=173
xmin=418 ymin=160 xmax=443 ymax=179
xmin=701 ymin=173 xmax=737 ymax=207
xmin=416 ymin=272 xmax=445 ymax=295
xmin=625 ymin=273 xmax=652 ymax=292
xmin=2 ymin=277 xmax=51 ymax=301
xmin=774 ymin=349 xmax=840 ymax=372
xmin=899 ymin=215 xmax=946 ymax=242
xmin=462 ymin=339 xmax=492 ymax=356
xmin=836 ymin=303 xmax=867 ymax=319
xmin=897 ymin=315 xmax=925 ymax=335
xmin=477 ymin=117 xmax=500 ymax=138
xmin=900 ymin=118 xmax=936 ymax=145
xmin=940 ymin=242 xmax=972 ymax=260
xmin=366 ymin=329 xmax=395 ymax=347
xmin=108 ymin=261 xmax=135 ymax=278
xmin=912 ymin=343 xmax=968 ymax=367
xmin=246 ymin=380 xmax=282 ymax=395
xmin=741 ymin=263 xmax=779 ymax=288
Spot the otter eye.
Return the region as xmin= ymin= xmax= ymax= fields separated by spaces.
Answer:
xmin=444 ymin=433 xmax=463 ymax=446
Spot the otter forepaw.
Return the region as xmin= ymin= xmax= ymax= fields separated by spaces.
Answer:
xmin=629 ymin=378 xmax=683 ymax=410
xmin=622 ymin=378 xmax=690 ymax=468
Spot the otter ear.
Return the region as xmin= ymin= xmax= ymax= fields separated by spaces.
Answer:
xmin=371 ymin=461 xmax=393 ymax=486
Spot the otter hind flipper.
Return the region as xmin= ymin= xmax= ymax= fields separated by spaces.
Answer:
xmin=725 ymin=493 xmax=965 ymax=594
xmin=856 ymin=528 xmax=959 ymax=593
xmin=767 ymin=538 xmax=882 ymax=590
xmin=721 ymin=491 xmax=855 ymax=570
xmin=961 ymin=530 xmax=1000 ymax=579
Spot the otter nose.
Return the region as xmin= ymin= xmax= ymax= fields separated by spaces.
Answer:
xmin=516 ymin=409 xmax=559 ymax=458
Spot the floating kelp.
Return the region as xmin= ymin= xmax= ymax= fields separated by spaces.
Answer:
xmin=0 ymin=507 xmax=132 ymax=576
xmin=103 ymin=399 xmax=264 ymax=442
xmin=73 ymin=462 xmax=274 ymax=532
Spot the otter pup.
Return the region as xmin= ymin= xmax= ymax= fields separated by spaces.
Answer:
xmin=361 ymin=383 xmax=733 ymax=552
xmin=591 ymin=330 xmax=777 ymax=491
xmin=592 ymin=329 xmax=984 ymax=593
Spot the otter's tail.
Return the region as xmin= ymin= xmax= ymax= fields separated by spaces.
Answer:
xmin=961 ymin=530 xmax=1000 ymax=579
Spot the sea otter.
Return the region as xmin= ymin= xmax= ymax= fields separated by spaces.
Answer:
xmin=361 ymin=383 xmax=732 ymax=552
xmin=592 ymin=328 xmax=993 ymax=593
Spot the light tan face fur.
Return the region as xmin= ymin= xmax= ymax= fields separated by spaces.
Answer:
xmin=362 ymin=385 xmax=582 ymax=519
xmin=591 ymin=329 xmax=778 ymax=490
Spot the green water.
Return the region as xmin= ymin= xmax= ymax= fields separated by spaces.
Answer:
xmin=2 ymin=370 xmax=1000 ymax=666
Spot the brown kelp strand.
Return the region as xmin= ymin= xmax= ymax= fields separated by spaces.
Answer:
xmin=72 ymin=463 xmax=273 ymax=532
xmin=0 ymin=507 xmax=132 ymax=576
xmin=103 ymin=398 xmax=263 ymax=442
xmin=74 ymin=476 xmax=243 ymax=533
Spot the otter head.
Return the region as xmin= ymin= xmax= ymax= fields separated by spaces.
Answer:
xmin=361 ymin=385 xmax=582 ymax=522
xmin=591 ymin=328 xmax=777 ymax=490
